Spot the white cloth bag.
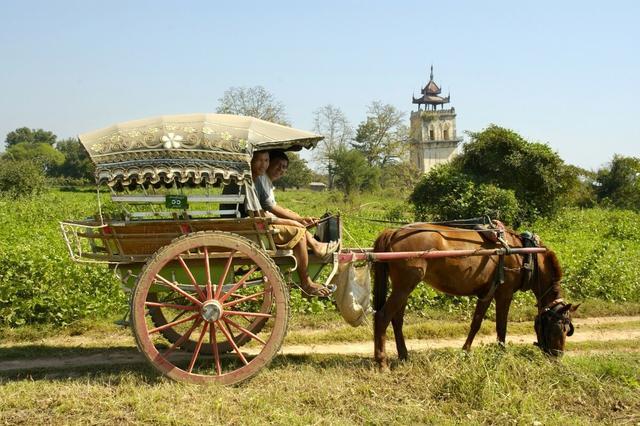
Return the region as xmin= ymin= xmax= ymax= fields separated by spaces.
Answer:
xmin=331 ymin=261 xmax=372 ymax=327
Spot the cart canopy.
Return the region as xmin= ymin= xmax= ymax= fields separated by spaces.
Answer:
xmin=79 ymin=113 xmax=323 ymax=188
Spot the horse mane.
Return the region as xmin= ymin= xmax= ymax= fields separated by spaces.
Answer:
xmin=544 ymin=250 xmax=563 ymax=282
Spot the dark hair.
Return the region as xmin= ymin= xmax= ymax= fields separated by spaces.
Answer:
xmin=269 ymin=150 xmax=289 ymax=164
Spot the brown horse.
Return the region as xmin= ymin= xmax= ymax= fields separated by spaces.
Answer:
xmin=373 ymin=224 xmax=577 ymax=370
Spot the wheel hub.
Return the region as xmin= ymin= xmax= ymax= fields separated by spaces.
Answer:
xmin=201 ymin=300 xmax=223 ymax=322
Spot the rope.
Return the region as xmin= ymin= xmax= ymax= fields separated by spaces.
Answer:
xmin=341 ymin=224 xmax=365 ymax=252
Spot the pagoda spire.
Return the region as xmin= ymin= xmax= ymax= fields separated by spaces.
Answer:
xmin=412 ymin=65 xmax=450 ymax=110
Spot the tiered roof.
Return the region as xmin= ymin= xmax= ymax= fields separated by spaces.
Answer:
xmin=412 ymin=66 xmax=450 ymax=108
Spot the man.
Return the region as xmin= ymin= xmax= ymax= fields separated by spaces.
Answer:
xmin=225 ymin=151 xmax=335 ymax=297
xmin=256 ymin=150 xmax=338 ymax=296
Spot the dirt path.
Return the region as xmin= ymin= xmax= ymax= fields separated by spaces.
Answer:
xmin=1 ymin=317 xmax=638 ymax=373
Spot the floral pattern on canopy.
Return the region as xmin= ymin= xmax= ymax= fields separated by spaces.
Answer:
xmin=79 ymin=113 xmax=323 ymax=189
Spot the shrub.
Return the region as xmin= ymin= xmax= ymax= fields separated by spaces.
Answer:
xmin=411 ymin=164 xmax=521 ymax=224
xmin=0 ymin=159 xmax=47 ymax=197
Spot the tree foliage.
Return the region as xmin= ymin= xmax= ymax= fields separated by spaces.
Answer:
xmin=411 ymin=164 xmax=520 ymax=224
xmin=328 ymin=146 xmax=379 ymax=198
xmin=51 ymin=138 xmax=95 ymax=180
xmin=595 ymin=154 xmax=640 ymax=211
xmin=0 ymin=159 xmax=47 ymax=197
xmin=216 ymin=86 xmax=289 ymax=125
xmin=5 ymin=127 xmax=57 ymax=147
xmin=411 ymin=125 xmax=575 ymax=225
xmin=351 ymin=102 xmax=407 ymax=167
xmin=3 ymin=142 xmax=65 ymax=172
xmin=459 ymin=125 xmax=575 ymax=221
xmin=275 ymin=152 xmax=313 ymax=190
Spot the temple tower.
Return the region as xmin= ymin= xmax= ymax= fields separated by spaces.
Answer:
xmin=410 ymin=66 xmax=462 ymax=173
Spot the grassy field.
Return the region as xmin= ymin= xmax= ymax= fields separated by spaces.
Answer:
xmin=1 ymin=188 xmax=639 ymax=424
xmin=1 ymin=342 xmax=638 ymax=424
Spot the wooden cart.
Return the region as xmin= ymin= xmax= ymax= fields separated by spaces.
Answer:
xmin=61 ymin=114 xmax=341 ymax=385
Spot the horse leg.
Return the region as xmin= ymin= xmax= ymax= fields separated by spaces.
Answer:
xmin=462 ymin=297 xmax=492 ymax=351
xmin=374 ymin=277 xmax=418 ymax=370
xmin=495 ymin=292 xmax=513 ymax=347
xmin=391 ymin=302 xmax=408 ymax=361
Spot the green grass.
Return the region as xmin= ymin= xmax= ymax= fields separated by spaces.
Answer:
xmin=0 ymin=346 xmax=638 ymax=424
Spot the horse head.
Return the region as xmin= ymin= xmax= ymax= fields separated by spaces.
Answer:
xmin=534 ymin=300 xmax=579 ymax=356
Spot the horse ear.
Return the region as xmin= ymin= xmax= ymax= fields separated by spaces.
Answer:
xmin=570 ymin=303 xmax=581 ymax=312
xmin=558 ymin=304 xmax=572 ymax=314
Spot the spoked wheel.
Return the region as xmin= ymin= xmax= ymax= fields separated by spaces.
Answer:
xmin=131 ymin=231 xmax=289 ymax=385
xmin=147 ymin=291 xmax=269 ymax=355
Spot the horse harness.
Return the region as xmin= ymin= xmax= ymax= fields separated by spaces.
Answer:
xmin=392 ymin=217 xmax=542 ymax=303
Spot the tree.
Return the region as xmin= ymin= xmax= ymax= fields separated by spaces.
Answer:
xmin=411 ymin=163 xmax=521 ymax=224
xmin=275 ymin=152 xmax=313 ymax=190
xmin=458 ymin=125 xmax=576 ymax=221
xmin=51 ymin=138 xmax=95 ymax=180
xmin=595 ymin=155 xmax=640 ymax=210
xmin=328 ymin=146 xmax=379 ymax=198
xmin=351 ymin=102 xmax=407 ymax=167
xmin=379 ymin=160 xmax=422 ymax=191
xmin=3 ymin=142 xmax=64 ymax=173
xmin=410 ymin=125 xmax=575 ymax=225
xmin=312 ymin=105 xmax=353 ymax=188
xmin=5 ymin=127 xmax=57 ymax=147
xmin=0 ymin=159 xmax=47 ymax=197
xmin=216 ymin=86 xmax=289 ymax=125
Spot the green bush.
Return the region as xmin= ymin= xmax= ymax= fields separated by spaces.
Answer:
xmin=0 ymin=159 xmax=48 ymax=197
xmin=411 ymin=164 xmax=521 ymax=224
xmin=411 ymin=125 xmax=577 ymax=226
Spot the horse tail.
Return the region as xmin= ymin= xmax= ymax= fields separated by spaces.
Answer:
xmin=373 ymin=229 xmax=396 ymax=312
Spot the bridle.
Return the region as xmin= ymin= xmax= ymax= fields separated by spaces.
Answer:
xmin=534 ymin=298 xmax=574 ymax=355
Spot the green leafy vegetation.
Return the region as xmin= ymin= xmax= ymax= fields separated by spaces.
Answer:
xmin=0 ymin=189 xmax=638 ymax=328
xmin=411 ymin=125 xmax=579 ymax=225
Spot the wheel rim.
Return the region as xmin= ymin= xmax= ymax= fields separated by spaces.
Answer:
xmin=131 ymin=232 xmax=288 ymax=385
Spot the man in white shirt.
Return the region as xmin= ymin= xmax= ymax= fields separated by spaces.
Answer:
xmin=254 ymin=150 xmax=338 ymax=296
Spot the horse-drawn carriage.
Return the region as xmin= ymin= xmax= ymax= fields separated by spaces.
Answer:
xmin=61 ymin=113 xmax=575 ymax=385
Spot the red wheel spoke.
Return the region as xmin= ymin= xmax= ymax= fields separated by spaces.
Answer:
xmin=177 ymin=255 xmax=206 ymax=300
xmin=204 ymin=247 xmax=213 ymax=299
xmin=223 ymin=290 xmax=266 ymax=308
xmin=149 ymin=313 xmax=200 ymax=334
xmin=163 ymin=318 xmax=203 ymax=357
xmin=218 ymin=320 xmax=248 ymax=365
xmin=224 ymin=310 xmax=272 ymax=319
xmin=145 ymin=301 xmax=199 ymax=311
xmin=210 ymin=323 xmax=222 ymax=376
xmin=215 ymin=250 xmax=236 ymax=299
xmin=155 ymin=274 xmax=202 ymax=307
xmin=187 ymin=322 xmax=209 ymax=373
xmin=219 ymin=266 xmax=259 ymax=303
xmin=223 ymin=317 xmax=266 ymax=345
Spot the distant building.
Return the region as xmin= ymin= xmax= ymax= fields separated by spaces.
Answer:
xmin=309 ymin=182 xmax=327 ymax=191
xmin=410 ymin=66 xmax=462 ymax=173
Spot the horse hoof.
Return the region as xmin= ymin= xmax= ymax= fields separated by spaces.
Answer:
xmin=377 ymin=363 xmax=391 ymax=373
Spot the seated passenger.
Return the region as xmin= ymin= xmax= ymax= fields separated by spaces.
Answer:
xmin=257 ymin=149 xmax=339 ymax=259
xmin=224 ymin=151 xmax=335 ymax=297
